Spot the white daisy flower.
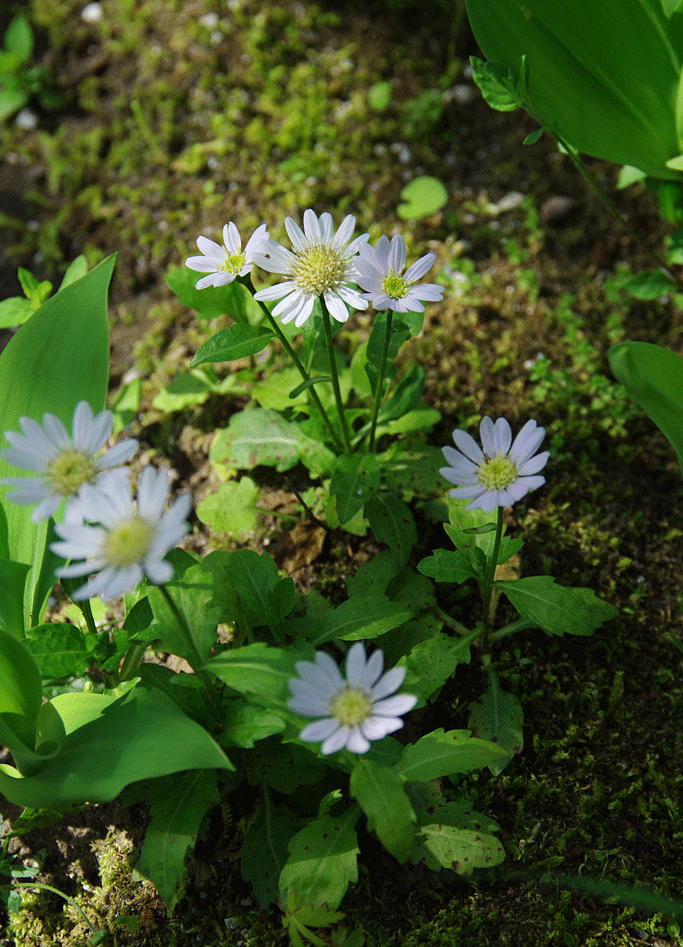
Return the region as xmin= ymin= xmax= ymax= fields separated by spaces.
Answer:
xmin=251 ymin=209 xmax=370 ymax=328
xmin=185 ymin=222 xmax=269 ymax=289
xmin=288 ymin=641 xmax=417 ymax=755
xmin=51 ymin=465 xmax=191 ymax=601
xmin=354 ymin=234 xmax=444 ymax=312
xmin=440 ymin=416 xmax=550 ymax=512
xmin=0 ymin=400 xmax=137 ymax=523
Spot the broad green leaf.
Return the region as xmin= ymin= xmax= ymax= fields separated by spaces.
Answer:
xmin=221 ymin=699 xmax=286 ymax=748
xmin=241 ymin=802 xmax=303 ymax=908
xmin=203 ymin=548 xmax=280 ymax=627
xmin=0 ymin=627 xmax=42 ymax=734
xmin=191 ymin=324 xmax=273 ymax=366
xmin=0 ymin=558 xmax=29 ymax=638
xmin=350 ymin=759 xmax=415 ymax=863
xmin=279 ymin=809 xmax=360 ymax=912
xmin=0 ymin=255 xmax=113 ymax=626
xmin=136 ymin=770 xmax=219 ymax=901
xmin=366 ymin=492 xmax=417 ymax=568
xmin=496 ymin=576 xmax=618 ymax=636
xmin=148 ymin=563 xmax=221 ymax=663
xmin=609 ymin=340 xmax=683 ymax=472
xmin=619 ymin=270 xmax=679 ymax=300
xmin=196 ymin=476 xmax=259 ymax=535
xmin=329 ymin=453 xmax=380 ymax=524
xmin=0 ymin=87 xmax=27 ymax=121
xmin=310 ymin=595 xmax=412 ymax=647
xmin=246 ymin=741 xmax=326 ymax=794
xmin=252 ymin=367 xmax=308 ymax=411
xmin=417 ymin=548 xmax=475 ymax=584
xmin=466 ymin=0 xmax=683 ymax=180
xmin=4 ymin=16 xmax=33 ymax=62
xmin=397 ymin=175 xmax=449 ymax=220
xmin=24 ymin=623 xmax=91 ymax=678
xmin=663 ymin=0 xmax=683 ymax=15
xmin=0 ymin=684 xmax=232 ymax=808
xmin=468 ymin=672 xmax=524 ymax=775
xmin=396 ymin=728 xmax=508 ymax=782
xmin=205 ymin=642 xmax=307 ymax=704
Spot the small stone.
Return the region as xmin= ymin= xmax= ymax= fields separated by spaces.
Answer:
xmin=81 ymin=2 xmax=103 ymax=23
xmin=539 ymin=195 xmax=577 ymax=223
xmin=15 ymin=108 xmax=38 ymax=130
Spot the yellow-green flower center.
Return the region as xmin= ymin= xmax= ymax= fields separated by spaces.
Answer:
xmin=104 ymin=517 xmax=155 ymax=568
xmin=46 ymin=449 xmax=96 ymax=497
xmin=220 ymin=251 xmax=246 ymax=275
xmin=330 ymin=687 xmax=372 ymax=727
xmin=292 ymin=244 xmax=348 ymax=295
xmin=382 ymin=272 xmax=408 ymax=299
xmin=477 ymin=455 xmax=518 ymax=490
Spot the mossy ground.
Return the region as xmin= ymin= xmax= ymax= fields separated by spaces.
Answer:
xmin=2 ymin=1 xmax=683 ymax=945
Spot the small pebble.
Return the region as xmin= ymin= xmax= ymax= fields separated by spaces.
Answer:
xmin=15 ymin=108 xmax=38 ymax=130
xmin=81 ymin=2 xmax=103 ymax=23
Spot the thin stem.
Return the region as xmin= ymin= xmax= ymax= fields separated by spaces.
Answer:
xmin=158 ymin=584 xmax=223 ymax=720
xmin=119 ymin=641 xmax=148 ymax=681
xmin=480 ymin=507 xmax=504 ymax=660
xmin=436 ymin=606 xmax=475 ymax=638
xmin=489 ymin=617 xmax=537 ymax=644
xmin=367 ymin=310 xmax=393 ymax=453
xmin=320 ymin=296 xmax=352 ymax=453
xmin=241 ymin=275 xmax=342 ymax=453
xmin=77 ymin=598 xmax=98 ymax=637
xmin=550 ymin=131 xmax=677 ymax=280
xmin=12 ymin=882 xmax=103 ymax=941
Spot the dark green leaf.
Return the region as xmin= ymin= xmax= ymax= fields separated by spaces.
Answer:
xmin=496 ymin=575 xmax=618 ymax=636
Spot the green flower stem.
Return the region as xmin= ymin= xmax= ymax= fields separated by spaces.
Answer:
xmin=241 ymin=275 xmax=342 ymax=453
xmin=320 ymin=296 xmax=352 ymax=453
xmin=158 ymin=583 xmax=223 ymax=720
xmin=480 ymin=507 xmax=505 ymax=658
xmin=77 ymin=598 xmax=98 ymax=637
xmin=119 ymin=641 xmax=148 ymax=681
xmin=436 ymin=606 xmax=476 ymax=638
xmin=13 ymin=882 xmax=105 ymax=943
xmin=489 ymin=617 xmax=537 ymax=644
xmin=367 ymin=309 xmax=393 ymax=453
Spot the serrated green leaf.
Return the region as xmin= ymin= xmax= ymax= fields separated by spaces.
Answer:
xmin=366 ymin=492 xmax=416 ymax=567
xmin=417 ymin=548 xmax=475 ymax=584
xmin=24 ymin=623 xmax=91 ymax=678
xmin=350 ymin=759 xmax=415 ymax=862
xmin=400 ymin=629 xmax=472 ymax=702
xmin=137 ymin=770 xmax=218 ymax=901
xmin=221 ymin=700 xmax=285 ymax=748
xmin=310 ymin=595 xmax=412 ymax=647
xmin=470 ymin=57 xmax=521 ymax=112
xmin=242 ymin=801 xmax=303 ymax=907
xmin=468 ymin=671 xmax=524 ymax=775
xmin=496 ymin=576 xmax=618 ymax=636
xmin=212 ymin=408 xmax=302 ymax=472
xmin=191 ymin=324 xmax=273 ymax=366
xmin=0 ymin=296 xmax=32 ymax=328
xmin=279 ymin=809 xmax=360 ymax=912
xmin=148 ymin=563 xmax=220 ymax=663
xmin=329 ymin=453 xmax=380 ymax=524
xmin=396 ymin=728 xmax=508 ymax=782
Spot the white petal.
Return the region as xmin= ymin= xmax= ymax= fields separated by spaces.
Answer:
xmin=370 ymin=665 xmax=405 ymax=700
xmin=388 ymin=235 xmax=407 ymax=273
xmin=518 ymin=451 xmax=550 ymax=476
xmin=186 ymin=257 xmax=221 ymax=273
xmin=343 ymin=728 xmax=370 ymax=754
xmin=223 ymin=221 xmax=241 ymax=254
xmin=451 ymin=429 xmax=484 ymax=465
xmin=299 ymin=718 xmax=339 ymax=743
xmin=404 ymin=252 xmax=435 ymax=283
xmin=322 ymin=725 xmax=354 ymax=754
xmin=360 ymin=716 xmax=403 ymax=740
xmin=344 ymin=642 xmax=368 ymax=686
xmin=324 ymin=291 xmax=351 ymax=324
xmin=371 ymin=693 xmax=418 ymax=717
